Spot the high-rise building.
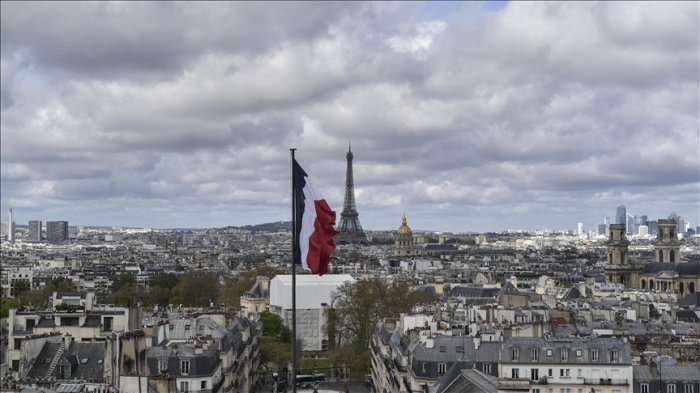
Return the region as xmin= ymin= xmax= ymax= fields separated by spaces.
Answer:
xmin=8 ymin=208 xmax=15 ymax=243
xmin=638 ymin=225 xmax=649 ymax=236
xmin=46 ymin=221 xmax=69 ymax=244
xmin=626 ymin=213 xmax=634 ymax=235
xmin=615 ymin=205 xmax=626 ymax=225
xmin=577 ymin=222 xmax=583 ymax=234
xmin=597 ymin=223 xmax=607 ymax=236
xmin=648 ymin=220 xmax=658 ymax=235
xmin=604 ymin=217 xmax=611 ymax=237
xmin=28 ymin=220 xmax=42 ymax=242
xmin=334 ymin=144 xmax=368 ymax=245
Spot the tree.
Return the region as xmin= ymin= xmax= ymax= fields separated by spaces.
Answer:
xmin=11 ymin=280 xmax=30 ymax=297
xmin=173 ymin=272 xmax=220 ymax=307
xmin=260 ymin=311 xmax=292 ymax=342
xmin=155 ymin=273 xmax=180 ymax=290
xmin=111 ymin=274 xmax=137 ymax=292
xmin=1 ymin=297 xmax=19 ymax=318
xmin=329 ymin=279 xmax=437 ymax=351
xmin=149 ymin=286 xmax=173 ymax=307
xmin=18 ymin=277 xmax=76 ymax=309
xmin=221 ymin=266 xmax=286 ymax=306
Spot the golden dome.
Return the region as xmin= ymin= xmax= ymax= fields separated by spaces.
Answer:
xmin=397 ymin=213 xmax=412 ymax=234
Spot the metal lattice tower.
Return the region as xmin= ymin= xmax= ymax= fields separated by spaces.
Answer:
xmin=335 ymin=143 xmax=368 ymax=245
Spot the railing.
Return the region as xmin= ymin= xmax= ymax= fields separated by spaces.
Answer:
xmin=393 ymin=358 xmax=407 ymax=372
xmin=583 ymin=379 xmax=628 ymax=386
xmin=497 ymin=378 xmax=532 ymax=391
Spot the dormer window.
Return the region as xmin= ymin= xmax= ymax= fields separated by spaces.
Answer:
xmin=531 ymin=350 xmax=539 ymax=362
xmin=561 ymin=350 xmax=569 ymax=362
xmin=512 ymin=348 xmax=520 ymax=361
xmin=610 ymin=350 xmax=619 ymax=363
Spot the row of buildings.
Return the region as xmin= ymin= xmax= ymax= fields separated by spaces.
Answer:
xmin=2 ymin=291 xmax=261 ymax=393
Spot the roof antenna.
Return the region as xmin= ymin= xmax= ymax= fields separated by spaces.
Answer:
xmin=349 ymin=140 xmax=351 ymax=152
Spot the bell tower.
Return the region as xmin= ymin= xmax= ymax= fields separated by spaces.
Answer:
xmin=653 ymin=219 xmax=680 ymax=262
xmin=605 ymin=224 xmax=632 ymax=286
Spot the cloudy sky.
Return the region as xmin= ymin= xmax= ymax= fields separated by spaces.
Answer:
xmin=1 ymin=2 xmax=698 ymax=232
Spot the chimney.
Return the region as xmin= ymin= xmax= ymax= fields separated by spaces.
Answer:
xmin=426 ymin=336 xmax=434 ymax=349
xmin=64 ymin=334 xmax=73 ymax=350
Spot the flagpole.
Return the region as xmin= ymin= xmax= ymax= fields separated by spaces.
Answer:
xmin=290 ymin=148 xmax=297 ymax=393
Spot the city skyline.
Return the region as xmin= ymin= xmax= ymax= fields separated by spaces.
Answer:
xmin=1 ymin=2 xmax=698 ymax=232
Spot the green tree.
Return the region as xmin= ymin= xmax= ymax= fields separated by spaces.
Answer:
xmin=11 ymin=280 xmax=31 ymax=297
xmin=155 ymin=273 xmax=180 ymax=290
xmin=1 ymin=297 xmax=19 ymax=318
xmin=329 ymin=279 xmax=437 ymax=351
xmin=149 ymin=286 xmax=173 ymax=307
xmin=111 ymin=274 xmax=137 ymax=292
xmin=221 ymin=266 xmax=286 ymax=306
xmin=18 ymin=277 xmax=76 ymax=309
xmin=173 ymin=272 xmax=220 ymax=307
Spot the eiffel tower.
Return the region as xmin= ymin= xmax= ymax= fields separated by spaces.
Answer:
xmin=334 ymin=143 xmax=368 ymax=245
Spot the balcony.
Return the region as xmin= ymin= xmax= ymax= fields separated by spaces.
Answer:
xmin=393 ymin=358 xmax=407 ymax=372
xmin=583 ymin=379 xmax=628 ymax=386
xmin=497 ymin=379 xmax=531 ymax=391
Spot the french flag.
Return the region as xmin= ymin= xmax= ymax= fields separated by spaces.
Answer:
xmin=293 ymin=159 xmax=339 ymax=275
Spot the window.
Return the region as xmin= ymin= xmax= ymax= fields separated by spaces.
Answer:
xmin=548 ymin=369 xmax=553 ymax=377
xmin=531 ymin=369 xmax=539 ymax=381
xmin=181 ymin=360 xmax=190 ymax=375
xmin=576 ymin=349 xmax=582 ymax=357
xmin=512 ymin=369 xmax=520 ymax=378
xmin=560 ymin=369 xmax=569 ymax=377
xmin=483 ymin=364 xmax=492 ymax=374
xmin=610 ymin=350 xmax=619 ymax=363
xmin=201 ymin=381 xmax=207 ymax=390
xmin=43 ymin=358 xmax=52 ymax=364
xmin=546 ymin=349 xmax=553 ymax=357
xmin=531 ymin=350 xmax=539 ymax=361
xmin=591 ymin=350 xmax=599 ymax=362
xmin=561 ymin=350 xmax=569 ymax=362
xmin=641 ymin=383 xmax=649 ymax=393
xmin=81 ymin=358 xmax=89 ymax=364
xmin=438 ymin=363 xmax=447 ymax=375
xmin=456 ymin=346 xmax=462 ymax=353
xmin=440 ymin=346 xmax=446 ymax=353
xmin=512 ymin=349 xmax=520 ymax=361
xmin=533 ymin=390 xmax=540 ymax=393
xmin=180 ymin=381 xmax=189 ymax=392
xmin=97 ymin=359 xmax=103 ymax=364
xmin=422 ymin=363 xmax=426 ymax=373
xmin=668 ymin=385 xmax=676 ymax=393
xmin=578 ymin=369 xmax=582 ymax=378
xmin=159 ymin=360 xmax=168 ymax=373
xmin=685 ymin=385 xmax=694 ymax=393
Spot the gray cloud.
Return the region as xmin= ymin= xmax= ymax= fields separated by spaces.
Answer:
xmin=1 ymin=2 xmax=698 ymax=231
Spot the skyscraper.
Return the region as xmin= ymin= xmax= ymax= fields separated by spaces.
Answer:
xmin=578 ymin=222 xmax=583 ymax=234
xmin=334 ymin=144 xmax=368 ymax=245
xmin=8 ymin=208 xmax=14 ymax=243
xmin=28 ymin=220 xmax=42 ymax=242
xmin=615 ymin=205 xmax=626 ymax=226
xmin=626 ymin=213 xmax=634 ymax=235
xmin=46 ymin=221 xmax=69 ymax=244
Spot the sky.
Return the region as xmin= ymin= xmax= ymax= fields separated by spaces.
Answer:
xmin=1 ymin=1 xmax=698 ymax=233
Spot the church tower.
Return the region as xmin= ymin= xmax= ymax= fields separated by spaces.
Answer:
xmin=653 ymin=219 xmax=680 ymax=262
xmin=604 ymin=224 xmax=633 ymax=286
